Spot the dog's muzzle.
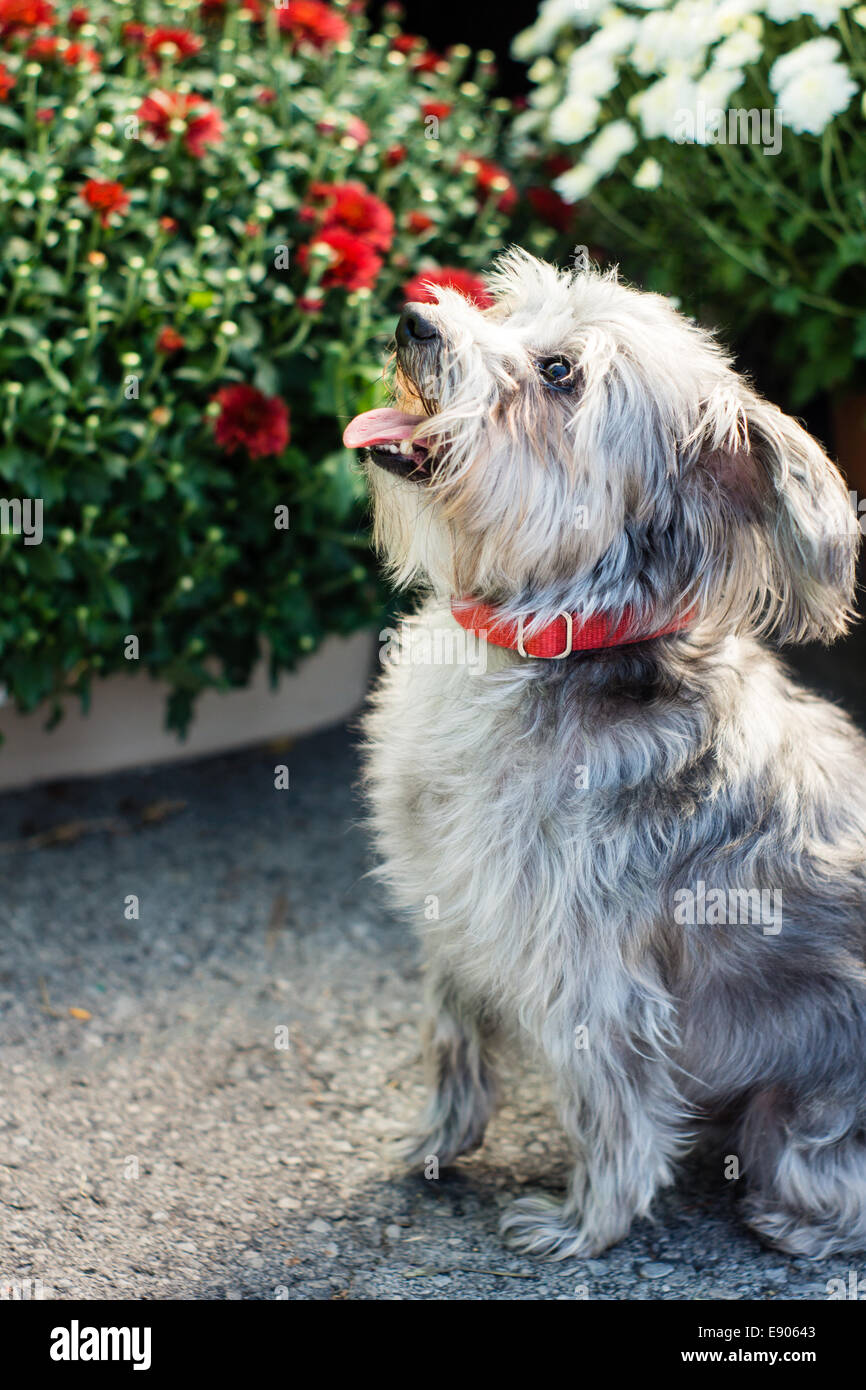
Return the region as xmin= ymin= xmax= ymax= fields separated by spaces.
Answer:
xmin=341 ymin=304 xmax=439 ymax=482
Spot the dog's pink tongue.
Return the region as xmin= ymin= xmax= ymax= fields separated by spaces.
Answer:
xmin=343 ymin=408 xmax=428 ymax=449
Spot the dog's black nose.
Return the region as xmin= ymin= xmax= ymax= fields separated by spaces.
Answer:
xmin=396 ymin=306 xmax=439 ymax=347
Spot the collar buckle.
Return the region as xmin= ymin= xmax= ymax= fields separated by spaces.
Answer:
xmin=516 ymin=611 xmax=574 ymax=659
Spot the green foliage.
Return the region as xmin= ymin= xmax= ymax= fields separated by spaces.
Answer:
xmin=0 ymin=0 xmax=519 ymax=733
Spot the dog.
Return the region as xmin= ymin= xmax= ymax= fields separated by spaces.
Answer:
xmin=342 ymin=249 xmax=866 ymax=1260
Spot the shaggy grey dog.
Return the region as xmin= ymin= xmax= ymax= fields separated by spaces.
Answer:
xmin=343 ymin=249 xmax=866 ymax=1260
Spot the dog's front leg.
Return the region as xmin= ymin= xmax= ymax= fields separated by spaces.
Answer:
xmin=502 ymin=1022 xmax=691 ymax=1260
xmin=397 ymin=969 xmax=498 ymax=1171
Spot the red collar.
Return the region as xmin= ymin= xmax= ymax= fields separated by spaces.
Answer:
xmin=450 ymin=599 xmax=693 ymax=659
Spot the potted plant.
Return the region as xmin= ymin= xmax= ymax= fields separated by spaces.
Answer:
xmin=0 ymin=0 xmax=521 ymax=782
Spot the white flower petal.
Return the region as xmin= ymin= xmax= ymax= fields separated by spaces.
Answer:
xmin=777 ymin=60 xmax=857 ymax=133
xmin=633 ymin=156 xmax=663 ymax=187
xmin=553 ymin=163 xmax=599 ymax=202
xmin=769 ymin=36 xmax=841 ymax=93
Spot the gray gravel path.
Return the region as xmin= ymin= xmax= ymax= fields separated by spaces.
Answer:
xmin=0 ymin=667 xmax=862 ymax=1301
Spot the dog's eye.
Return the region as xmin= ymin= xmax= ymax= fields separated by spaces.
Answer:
xmin=537 ymin=357 xmax=573 ymax=391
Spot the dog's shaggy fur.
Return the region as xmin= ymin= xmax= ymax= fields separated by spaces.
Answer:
xmin=359 ymin=250 xmax=866 ymax=1259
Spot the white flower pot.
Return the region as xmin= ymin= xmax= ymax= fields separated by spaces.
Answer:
xmin=0 ymin=630 xmax=374 ymax=792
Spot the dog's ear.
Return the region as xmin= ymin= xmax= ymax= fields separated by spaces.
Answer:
xmin=690 ymin=390 xmax=859 ymax=644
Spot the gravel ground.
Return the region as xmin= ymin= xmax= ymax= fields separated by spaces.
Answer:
xmin=0 ymin=631 xmax=864 ymax=1302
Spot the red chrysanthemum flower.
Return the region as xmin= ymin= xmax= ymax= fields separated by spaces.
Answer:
xmin=545 ymin=153 xmax=572 ymax=177
xmin=29 ymin=37 xmax=100 ymax=68
xmin=138 ymin=89 xmax=223 ymax=157
xmin=212 ymin=385 xmax=290 ymax=459
xmin=302 ymin=180 xmax=394 ymax=252
xmin=121 ymin=21 xmax=147 ymax=45
xmin=158 ymin=215 xmax=178 ymax=233
xmin=68 ymin=5 xmax=88 ymax=27
xmin=81 ymin=178 xmax=130 ymax=228
xmin=297 ymin=227 xmax=383 ymax=292
xmin=256 ymin=85 xmax=276 ymax=105
xmin=157 ymin=326 xmax=185 ymax=353
xmin=36 ymin=105 xmax=54 ymax=122
xmin=26 ymin=34 xmax=57 ymax=58
xmin=0 ymin=61 xmax=14 ymax=100
xmin=145 ymin=26 xmax=204 ymax=70
xmin=527 ymin=185 xmax=574 ymax=233
xmin=62 ymin=41 xmax=100 ymax=68
xmin=412 ymin=50 xmax=442 ymax=73
xmin=460 ymin=155 xmax=517 ymax=214
xmin=421 ymin=101 xmax=451 ymax=122
xmin=0 ymin=0 xmax=54 ymax=39
xmin=394 ymin=37 xmax=442 ymax=71
xmin=406 ymin=211 xmax=433 ymax=234
xmin=384 ymin=143 xmax=406 ymax=167
xmin=277 ymin=0 xmax=350 ymax=50
xmin=401 ymin=266 xmax=493 ymax=310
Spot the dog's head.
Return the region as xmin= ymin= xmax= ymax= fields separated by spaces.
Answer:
xmin=344 ymin=248 xmax=858 ymax=644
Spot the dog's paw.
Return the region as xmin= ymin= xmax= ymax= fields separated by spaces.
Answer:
xmin=393 ymin=1118 xmax=485 ymax=1173
xmin=500 ymin=1194 xmax=607 ymax=1261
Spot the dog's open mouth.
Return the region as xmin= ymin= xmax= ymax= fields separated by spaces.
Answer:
xmin=342 ymin=408 xmax=433 ymax=482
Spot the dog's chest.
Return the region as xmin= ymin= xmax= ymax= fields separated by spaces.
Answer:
xmin=363 ymin=612 xmax=640 ymax=1014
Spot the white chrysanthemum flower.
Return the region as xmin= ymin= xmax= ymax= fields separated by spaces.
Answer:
xmin=531 ymin=82 xmax=565 ymax=110
xmin=769 ymin=36 xmax=841 ymax=92
xmin=765 ymin=0 xmax=807 ymax=18
xmin=696 ymin=66 xmax=747 ymax=108
xmin=512 ymin=109 xmax=545 ymax=138
xmin=552 ymin=163 xmax=598 ymax=203
xmin=567 ymin=52 xmax=619 ymax=99
xmin=512 ymin=0 xmax=608 ymax=60
xmin=712 ymin=30 xmax=762 ymax=68
xmin=633 ymin=156 xmax=663 ymax=188
xmin=633 ymin=73 xmax=698 ymax=139
xmin=585 ymin=8 xmax=640 ymax=57
xmin=585 ymin=117 xmax=637 ymax=171
xmin=549 ymin=91 xmax=603 ymax=143
xmin=776 ymin=61 xmax=857 ymax=133
xmin=551 ymin=119 xmax=636 ymax=201
xmin=511 ymin=25 xmax=544 ymax=60
xmin=528 ymin=57 xmax=556 ymax=83
xmin=709 ymin=0 xmax=764 ymax=36
xmin=631 ymin=9 xmax=708 ymax=75
xmin=767 ymin=0 xmax=855 ymax=26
